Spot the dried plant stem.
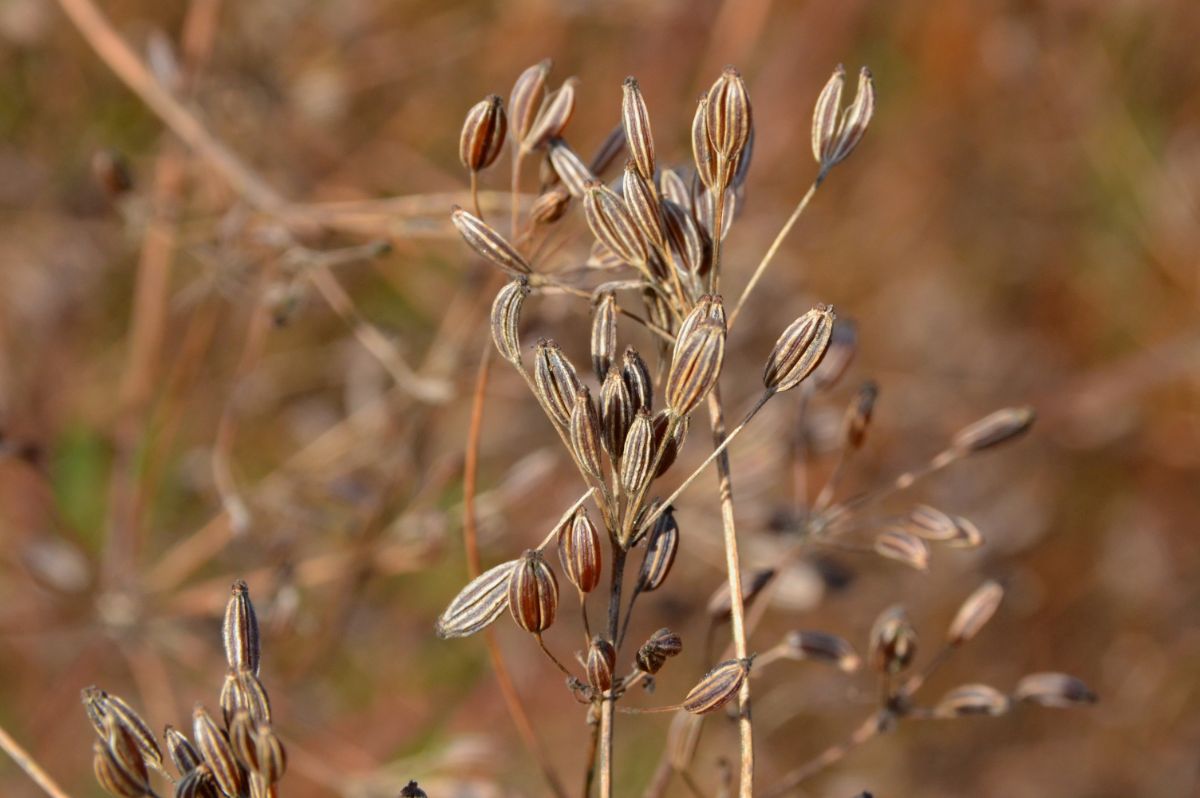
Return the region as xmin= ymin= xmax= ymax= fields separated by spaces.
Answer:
xmin=583 ymin=715 xmax=600 ymax=798
xmin=727 ymin=179 xmax=820 ymax=331
xmin=470 ymin=171 xmax=483 ymax=219
xmin=761 ymin=713 xmax=883 ymax=798
xmin=0 ymin=722 xmax=74 ymax=798
xmin=600 ymin=545 xmax=628 ymax=798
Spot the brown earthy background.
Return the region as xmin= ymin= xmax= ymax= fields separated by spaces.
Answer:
xmin=1 ymin=0 xmax=1198 ymax=796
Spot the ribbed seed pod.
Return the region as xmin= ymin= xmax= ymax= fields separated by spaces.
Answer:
xmin=223 ymin=580 xmax=260 ymax=676
xmin=451 ymin=207 xmax=532 ymax=275
xmin=234 ymin=669 xmax=272 ymax=725
xmin=822 ymin=66 xmax=876 ymax=174
xmin=586 ymin=637 xmax=617 ymax=694
xmin=704 ymin=67 xmax=752 ymax=179
xmin=583 ymin=181 xmax=648 ymax=266
xmin=763 ymin=305 xmax=836 ymax=393
xmin=951 ymin=406 xmax=1035 ymax=453
xmin=459 ymin=94 xmax=507 ymax=172
xmin=693 ymin=184 xmax=735 ymax=242
xmin=591 ymin=293 xmax=617 ymax=381
xmin=490 ymin=278 xmax=528 ymax=364
xmin=102 ymin=715 xmax=150 ymax=795
xmin=435 ymin=559 xmax=519 ymax=638
xmin=947 ymin=581 xmax=1004 ymax=646
xmin=842 ymin=380 xmax=878 ymax=450
xmin=935 ymin=684 xmax=1010 ymax=718
xmin=781 ymin=630 xmax=861 ymax=672
xmin=533 ymin=339 xmax=584 ymax=427
xmin=691 ymin=95 xmax=716 ymax=190
xmin=905 ymin=505 xmax=959 ymax=542
xmin=509 ymin=59 xmax=551 ymax=148
xmin=622 ymin=347 xmax=653 ymax=412
xmin=588 ymin=123 xmax=628 ymax=176
xmin=599 ymin=367 xmax=634 ymax=459
xmin=507 ymin=549 xmax=559 ymax=633
xmin=682 ymin=658 xmax=750 ymax=714
xmin=82 ymin=689 xmax=164 ymax=775
xmin=623 ymin=162 xmax=665 ymax=249
xmin=651 ymin=411 xmax=687 ymax=477
xmin=548 ymin=139 xmax=595 ymax=198
xmin=165 ymin=725 xmax=203 ymax=776
xmin=869 ymin=605 xmax=917 ymax=675
xmin=175 ymin=764 xmax=220 ymax=798
xmin=193 ymin=705 xmax=245 ymax=798
xmin=569 ymin=388 xmax=604 ymax=481
xmin=811 ymin=317 xmax=858 ymax=391
xmin=873 ymin=529 xmax=930 ymax=571
xmin=523 ymin=77 xmax=578 ymax=152
xmin=93 ymin=740 xmax=149 ymax=798
xmin=674 ymin=294 xmax=724 ymax=348
xmin=665 ymin=320 xmax=725 ymax=417
xmin=530 ymin=185 xmax=571 ymax=225
xmin=812 ymin=64 xmax=845 ymax=167
xmin=1012 ymin=672 xmax=1097 ymax=708
xmin=558 ymin=508 xmax=602 ymax=594
xmin=619 ymin=409 xmax=656 ymax=499
xmin=661 ymin=198 xmax=710 ymax=279
xmin=588 ymin=240 xmax=626 ymax=271
xmin=621 ymin=77 xmax=655 ymax=181
xmin=636 ymin=507 xmax=678 ymax=592
xmin=659 ymin=168 xmax=691 ymax=210
xmin=230 ymin=713 xmax=287 ymax=786
xmin=635 ymin=627 xmax=683 ymax=674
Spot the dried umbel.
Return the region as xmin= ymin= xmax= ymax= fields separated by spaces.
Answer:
xmin=508 ymin=549 xmax=559 ymax=633
xmin=812 ymin=65 xmax=876 ymax=178
xmin=435 ymin=559 xmax=518 ymax=639
xmin=763 ymin=305 xmax=836 ymax=393
xmin=460 ymin=94 xmax=507 ymax=172
xmin=587 ymin=637 xmax=618 ymax=694
xmin=935 ymin=684 xmax=1010 ymax=718
xmin=490 ymin=278 xmax=528 ymax=364
xmin=869 ymin=605 xmax=917 ymax=675
xmin=451 ymin=206 xmax=532 ymax=275
xmin=951 ymin=406 xmax=1036 ymax=453
xmin=1013 ymin=672 xmax=1097 ymax=708
xmin=559 ymin=508 xmax=602 ymax=594
xmin=223 ymin=579 xmax=260 ymax=676
xmin=683 ymin=658 xmax=750 ymax=715
xmin=635 ymin=628 xmax=684 ymax=675
xmin=947 ymin=580 xmax=1004 ymax=646
xmin=781 ymin=630 xmax=861 ymax=672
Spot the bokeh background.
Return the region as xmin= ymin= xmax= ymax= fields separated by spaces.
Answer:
xmin=2 ymin=0 xmax=1198 ymax=796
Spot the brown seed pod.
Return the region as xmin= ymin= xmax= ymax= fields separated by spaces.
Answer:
xmin=619 ymin=409 xmax=656 ymax=500
xmin=810 ymin=317 xmax=858 ymax=391
xmin=530 ymin=185 xmax=572 ymax=225
xmin=558 ymin=508 xmax=602 ymax=594
xmin=459 ymin=94 xmax=507 ymax=172
xmin=781 ymin=631 xmax=861 ymax=672
xmin=951 ymin=406 xmax=1036 ymax=454
xmin=451 ymin=206 xmax=532 ymax=275
xmin=1013 ymin=672 xmax=1097 ymax=708
xmin=636 ymin=627 xmax=684 ymax=674
xmin=533 ymin=339 xmax=584 ymax=428
xmin=508 ymin=549 xmax=559 ymax=633
xmin=621 ymin=76 xmax=655 ymax=181
xmin=661 ymin=198 xmax=710 ymax=279
xmin=490 ymin=278 xmax=529 ymax=364
xmin=869 ymin=605 xmax=917 ymax=675
xmin=588 ymin=123 xmax=628 ymax=176
xmin=704 ymin=67 xmax=753 ymax=177
xmin=509 ymin=59 xmax=551 ymax=147
xmin=873 ymin=529 xmax=930 ymax=571
xmin=636 ymin=507 xmax=679 ymax=593
xmin=524 ymin=77 xmax=579 ymax=152
xmin=947 ymin=515 xmax=985 ymax=548
xmin=102 ymin=715 xmax=150 ymax=795
xmin=230 ymin=712 xmax=287 ymax=786
xmin=223 ymin=580 xmax=260 ymax=676
xmin=948 ymin=581 xmax=1004 ymax=648
xmin=569 ymin=388 xmax=604 ymax=482
xmin=651 ymin=411 xmax=687 ymax=477
xmin=682 ymin=658 xmax=750 ymax=714
xmin=600 ymin=367 xmax=635 ymax=459
xmin=591 ymin=293 xmax=618 ymax=381
xmin=665 ymin=320 xmax=725 ymax=417
xmin=192 ymin=705 xmax=245 ymax=798
xmin=548 ymin=139 xmax=595 ymax=198
xmin=659 ymin=168 xmax=691 ymax=210
xmin=935 ymin=684 xmax=1010 ymax=718
xmin=675 ymin=294 xmax=725 ymax=344
xmin=812 ymin=64 xmax=846 ymax=168
xmin=174 ymin=764 xmax=220 ymax=798
xmin=623 ymin=162 xmax=666 ymax=250
xmin=842 ymin=380 xmax=878 ymax=450
xmin=583 ymin=181 xmax=648 ymax=266
xmin=763 ymin=305 xmax=836 ymax=393
xmin=818 ymin=66 xmax=876 ymax=176
xmin=435 ymin=559 xmax=519 ymax=639
xmin=165 ymin=725 xmax=203 ymax=776
xmin=93 ymin=739 xmax=149 ymax=798
xmin=586 ymin=637 xmax=617 ymax=694
xmin=82 ymin=688 xmax=164 ymax=775
xmin=621 ymin=347 xmax=653 ymax=412
xmin=691 ymin=94 xmax=717 ymax=190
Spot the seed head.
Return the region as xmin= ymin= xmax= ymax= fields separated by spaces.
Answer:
xmin=569 ymin=388 xmax=605 ymax=482
xmin=529 ymin=185 xmax=572 ymax=225
xmin=583 ymin=181 xmax=648 ymax=266
xmin=935 ymin=684 xmax=1010 ymax=717
xmin=619 ymin=410 xmax=656 ymax=501
xmin=636 ymin=628 xmax=684 ymax=675
xmin=623 ymin=162 xmax=665 ymax=249
xmin=947 ymin=581 xmax=1004 ymax=647
xmin=621 ymin=347 xmax=653 ymax=412
xmin=704 ymin=67 xmax=753 ymax=181
xmin=813 ymin=65 xmax=876 ymax=177
xmin=591 ymin=293 xmax=617 ymax=381
xmin=600 ymin=367 xmax=635 ymax=460
xmin=193 ymin=705 xmax=245 ymax=798
xmin=873 ymin=529 xmax=930 ymax=571
xmin=223 ymin=579 xmax=260 ymax=676
xmin=523 ymin=77 xmax=579 ymax=152
xmin=1013 ymin=672 xmax=1097 ymax=708
xmin=666 ymin=313 xmax=725 ymax=417
xmin=93 ymin=739 xmax=150 ymax=798
xmin=507 ymin=549 xmax=559 ymax=633
xmin=548 ymin=139 xmax=595 ymax=198
xmin=164 ymin=725 xmax=203 ymax=776
xmin=781 ymin=630 xmax=861 ymax=672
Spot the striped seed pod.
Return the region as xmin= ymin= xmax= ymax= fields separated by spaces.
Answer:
xmin=763 ymin=305 xmax=836 ymax=393
xmin=193 ymin=705 xmax=245 ymax=798
xmin=682 ymin=658 xmax=750 ymax=714
xmin=548 ymin=139 xmax=595 ymax=198
xmin=621 ymin=77 xmax=655 ymax=181
xmin=435 ymin=559 xmax=519 ymax=638
xmin=635 ymin=627 xmax=683 ymax=674
xmin=810 ymin=317 xmax=858 ymax=391
xmin=459 ymin=94 xmax=507 ymax=173
xmin=93 ymin=739 xmax=149 ymax=798
xmin=508 ymin=549 xmax=559 ymax=633
xmin=947 ymin=581 xmax=1004 ymax=646
xmin=490 ymin=278 xmax=528 ymax=364
xmin=174 ymin=764 xmax=219 ymax=798
xmin=651 ymin=410 xmax=687 ymax=477
xmin=704 ymin=67 xmax=753 ymax=177
xmin=165 ymin=725 xmax=203 ymax=776
xmin=558 ymin=508 xmax=602 ymax=594
xmin=530 ymin=185 xmax=572 ymax=225
xmin=665 ymin=320 xmax=725 ymax=417
xmin=873 ymin=529 xmax=930 ymax=571
xmin=619 ymin=409 xmax=656 ymax=499
xmin=451 ymin=207 xmax=532 ymax=275
xmin=675 ymin=294 xmax=725 ymax=346
xmin=693 ymin=182 xmax=736 ymax=243
xmin=659 ymin=167 xmax=690 ymax=211
xmin=691 ymin=95 xmax=716 ymax=190
xmin=509 ymin=59 xmax=551 ymax=148
xmin=102 ymin=715 xmax=150 ymax=794
xmin=600 ymin=367 xmax=635 ymax=459
xmin=622 ymin=347 xmax=653 ymax=412
xmin=812 ymin=64 xmax=846 ymax=168
xmin=586 ymin=637 xmax=617 ymax=694
xmin=905 ymin=505 xmax=959 ymax=542
xmin=935 ymin=684 xmax=1010 ymax=718
xmin=781 ymin=630 xmax=861 ymax=672
xmin=951 ymin=406 xmax=1035 ymax=454
xmin=869 ymin=605 xmax=917 ymax=675
xmin=623 ymin=162 xmax=666 ymax=249
xmin=82 ymin=689 xmax=164 ymax=775
xmin=636 ymin=507 xmax=678 ymax=592
xmin=223 ymin=579 xmax=260 ymax=676
xmin=813 ymin=65 xmax=876 ymax=176
xmin=843 ymin=380 xmax=878 ymax=450
xmin=591 ymin=293 xmax=617 ymax=381
xmin=583 ymin=181 xmax=648 ymax=266
xmin=588 ymin=123 xmax=628 ymax=176
xmin=569 ymin=388 xmax=604 ymax=481
xmin=1013 ymin=672 xmax=1097 ymax=708
xmin=661 ymin=198 xmax=710 ymax=279
xmin=948 ymin=515 xmax=985 ymax=548
xmin=229 ymin=713 xmax=287 ymax=785
xmin=234 ymin=669 xmax=272 ymax=725
xmin=533 ymin=339 xmax=584 ymax=428
xmin=523 ymin=77 xmax=578 ymax=152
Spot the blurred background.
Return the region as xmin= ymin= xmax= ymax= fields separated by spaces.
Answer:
xmin=1 ymin=0 xmax=1198 ymax=795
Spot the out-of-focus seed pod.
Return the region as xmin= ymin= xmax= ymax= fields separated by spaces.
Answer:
xmin=451 ymin=207 xmax=532 ymax=275
xmin=635 ymin=627 xmax=683 ymax=674
xmin=623 ymin=163 xmax=666 ymax=250
xmin=636 ymin=506 xmax=678 ymax=592
xmin=591 ymin=293 xmax=617 ymax=381
xmin=682 ymin=658 xmax=750 ymax=714
xmin=704 ymin=67 xmax=752 ymax=182
xmin=904 ymin=505 xmax=958 ymax=542
xmin=622 ymin=76 xmax=655 ymax=181
xmin=665 ymin=320 xmax=725 ymax=417
xmin=947 ymin=581 xmax=1004 ymax=646
xmin=530 ymin=185 xmax=572 ymax=225
xmin=165 ymin=725 xmax=203 ymax=776
xmin=842 ymin=380 xmax=878 ymax=451
xmin=706 ymin=568 xmax=774 ymax=621
xmin=869 ymin=605 xmax=917 ymax=675
xmin=93 ymin=739 xmax=148 ymax=798
xmin=600 ymin=367 xmax=634 ymax=460
xmin=223 ymin=579 xmax=260 ymax=676
xmin=490 ymin=278 xmax=528 ymax=364
xmin=651 ymin=411 xmax=687 ymax=477
xmin=558 ymin=508 xmax=602 ymax=594
xmin=523 ymin=77 xmax=579 ymax=152
xmin=583 ymin=181 xmax=648 ymax=266
xmin=508 ymin=549 xmax=559 ymax=633
xmin=589 ymin=123 xmax=627 ymax=176
xmin=459 ymin=94 xmax=507 ymax=172
xmin=763 ymin=305 xmax=836 ymax=393
xmin=569 ymin=388 xmax=604 ymax=481
xmin=548 ymin=139 xmax=595 ymax=198
xmin=781 ymin=631 xmax=861 ymax=672
xmin=1013 ymin=672 xmax=1097 ymax=708
xmin=401 ymin=780 xmax=430 ymax=798
xmin=619 ymin=409 xmax=656 ymax=499
xmin=533 ymin=339 xmax=584 ymax=428
xmin=951 ymin=407 xmax=1036 ymax=454
xmin=586 ymin=637 xmax=617 ymax=694
xmin=509 ymin=59 xmax=551 ymax=148
xmin=92 ymin=149 xmax=134 ymax=197
xmin=193 ymin=705 xmax=245 ymax=798
xmin=174 ymin=764 xmax=220 ymax=798
xmin=811 ymin=318 xmax=858 ymax=391
xmin=732 ymin=122 xmax=754 ymax=189
xmin=622 ymin=347 xmax=653 ymax=412
xmin=935 ymin=684 xmax=1010 ymax=717
xmin=873 ymin=529 xmax=930 ymax=571
xmin=435 ymin=559 xmax=519 ymax=638
xmin=947 ymin=515 xmax=985 ymax=548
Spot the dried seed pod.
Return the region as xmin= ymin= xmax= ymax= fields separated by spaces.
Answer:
xmin=661 ymin=198 xmax=710 ymax=279
xmin=600 ymin=367 xmax=635 ymax=459
xmin=621 ymin=77 xmax=655 ymax=180
xmin=869 ymin=605 xmax=917 ymax=675
xmin=763 ymin=305 xmax=836 ymax=393
xmin=874 ymin=529 xmax=930 ymax=571
xmin=704 ymin=67 xmax=753 ymax=178
xmin=636 ymin=507 xmax=679 ymax=593
xmin=165 ymin=725 xmax=203 ymax=776
xmin=659 ymin=168 xmax=691 ymax=210
xmin=843 ymin=380 xmax=878 ymax=450
xmin=636 ymin=627 xmax=684 ymax=674
xmin=591 ymin=293 xmax=617 ymax=381
xmin=509 ymin=59 xmax=551 ymax=147
xmin=811 ymin=317 xmax=858 ymax=391
xmin=533 ymin=339 xmax=584 ymax=428
xmin=558 ymin=508 xmax=602 ymax=594
xmin=583 ymin=181 xmax=648 ymax=266
xmin=193 ymin=705 xmax=245 ymax=798
xmin=619 ymin=409 xmax=656 ymax=499
xmin=675 ymin=293 xmax=725 ymax=344
xmin=822 ymin=66 xmax=876 ymax=174
xmin=569 ymin=388 xmax=604 ymax=481
xmin=706 ymin=568 xmax=775 ymax=620
xmin=548 ymin=139 xmax=595 ymax=198
xmin=234 ymin=669 xmax=272 ymax=725
xmin=530 ymin=185 xmax=572 ymax=225
xmin=693 ymin=184 xmax=736 ymax=242
xmin=682 ymin=658 xmax=750 ymax=714
xmin=651 ymin=410 xmax=687 ymax=477
xmin=586 ymin=637 xmax=618 ymax=694
xmin=1013 ymin=672 xmax=1097 ymax=708
xmin=523 ymin=77 xmax=578 ymax=152
xmin=948 ymin=580 xmax=1004 ymax=646
xmin=951 ymin=406 xmax=1036 ymax=454
xmin=230 ymin=714 xmax=287 ymax=786
xmin=451 ymin=207 xmax=532 ymax=275
xmin=904 ymin=505 xmax=959 ymax=542
xmin=223 ymin=579 xmax=260 ymax=676
xmin=435 ymin=559 xmax=519 ymax=638
xmin=102 ymin=715 xmax=150 ymax=794
xmin=490 ymin=278 xmax=528 ymax=364
xmin=459 ymin=94 xmax=507 ymax=172
xmin=947 ymin=515 xmax=985 ymax=548
xmin=665 ymin=320 xmax=725 ymax=417
xmin=508 ymin=549 xmax=559 ymax=633
xmin=174 ymin=764 xmax=220 ymax=798
xmin=401 ymin=781 xmax=430 ymax=798
xmin=691 ymin=95 xmax=717 ymax=190
xmin=623 ymin=162 xmax=666 ymax=249
xmin=588 ymin=123 xmax=628 ymax=176
xmin=82 ymin=689 xmax=164 ymax=774
xmin=935 ymin=684 xmax=1010 ymax=717
xmin=93 ymin=739 xmax=149 ymax=798
xmin=621 ymin=347 xmax=653 ymax=412
xmin=781 ymin=630 xmax=861 ymax=672
xmin=812 ymin=64 xmax=846 ymax=168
